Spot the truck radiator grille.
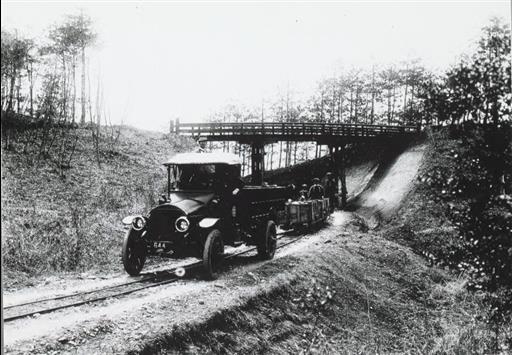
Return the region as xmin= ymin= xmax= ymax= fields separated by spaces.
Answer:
xmin=147 ymin=210 xmax=182 ymax=241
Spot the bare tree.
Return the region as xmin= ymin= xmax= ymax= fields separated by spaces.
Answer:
xmin=49 ymin=13 xmax=96 ymax=123
xmin=1 ymin=31 xmax=33 ymax=113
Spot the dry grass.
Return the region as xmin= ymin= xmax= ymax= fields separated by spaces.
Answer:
xmin=135 ymin=224 xmax=488 ymax=354
xmin=1 ymin=124 xmax=194 ymax=287
xmin=386 ymin=130 xmax=465 ymax=267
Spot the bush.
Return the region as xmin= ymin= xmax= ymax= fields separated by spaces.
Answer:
xmin=419 ymin=124 xmax=512 ymax=348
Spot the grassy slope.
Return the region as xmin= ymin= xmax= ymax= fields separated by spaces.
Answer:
xmin=1 ymin=124 xmax=194 ymax=286
xmin=386 ymin=130 xmax=474 ymax=267
xmin=385 ymin=129 xmax=512 ymax=349
xmin=137 ymin=223 xmax=486 ymax=354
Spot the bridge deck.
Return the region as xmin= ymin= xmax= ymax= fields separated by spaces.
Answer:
xmin=175 ymin=121 xmax=419 ymax=144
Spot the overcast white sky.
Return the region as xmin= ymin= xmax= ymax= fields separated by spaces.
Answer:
xmin=2 ymin=1 xmax=510 ymax=131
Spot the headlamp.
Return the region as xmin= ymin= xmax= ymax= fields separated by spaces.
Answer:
xmin=132 ymin=216 xmax=146 ymax=231
xmin=175 ymin=216 xmax=190 ymax=233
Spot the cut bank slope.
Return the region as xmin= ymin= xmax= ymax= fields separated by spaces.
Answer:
xmin=1 ymin=123 xmax=194 ymax=286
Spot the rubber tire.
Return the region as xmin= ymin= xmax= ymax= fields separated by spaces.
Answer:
xmin=122 ymin=228 xmax=147 ymax=276
xmin=203 ymin=229 xmax=224 ymax=280
xmin=257 ymin=220 xmax=277 ymax=260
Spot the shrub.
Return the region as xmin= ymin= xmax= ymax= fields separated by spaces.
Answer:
xmin=420 ymin=124 xmax=512 ymax=348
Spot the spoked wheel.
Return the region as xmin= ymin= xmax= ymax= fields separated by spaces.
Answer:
xmin=203 ymin=229 xmax=225 ymax=280
xmin=122 ymin=228 xmax=147 ymax=276
xmin=257 ymin=220 xmax=277 ymax=260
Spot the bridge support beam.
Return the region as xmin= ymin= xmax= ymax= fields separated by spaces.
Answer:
xmin=339 ymin=144 xmax=347 ymax=208
xmin=329 ymin=144 xmax=347 ymax=209
xmin=250 ymin=141 xmax=265 ymax=185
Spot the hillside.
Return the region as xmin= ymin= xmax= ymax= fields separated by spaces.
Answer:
xmin=1 ymin=120 xmax=195 ymax=286
xmin=3 ymin=133 xmax=496 ymax=354
xmin=2 ymin=120 xmax=509 ymax=353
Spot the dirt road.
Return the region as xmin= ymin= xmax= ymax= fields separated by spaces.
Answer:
xmin=4 ymin=212 xmax=355 ymax=354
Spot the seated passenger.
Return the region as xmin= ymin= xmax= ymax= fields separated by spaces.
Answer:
xmin=308 ymin=177 xmax=324 ymax=200
xmin=299 ymin=184 xmax=308 ymax=201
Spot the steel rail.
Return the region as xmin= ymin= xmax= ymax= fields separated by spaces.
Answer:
xmin=3 ymin=263 xmax=199 ymax=323
xmin=3 ymin=260 xmax=209 ymax=310
xmin=4 ymin=232 xmax=289 ymax=311
xmin=3 ymin=277 xmax=153 ymax=310
xmin=4 ymin=231 xmax=302 ymax=323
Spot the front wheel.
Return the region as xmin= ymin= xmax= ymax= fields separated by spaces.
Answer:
xmin=203 ymin=229 xmax=224 ymax=280
xmin=257 ymin=220 xmax=277 ymax=260
xmin=122 ymin=228 xmax=147 ymax=276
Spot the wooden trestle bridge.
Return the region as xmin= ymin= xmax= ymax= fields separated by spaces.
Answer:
xmin=171 ymin=120 xmax=420 ymax=207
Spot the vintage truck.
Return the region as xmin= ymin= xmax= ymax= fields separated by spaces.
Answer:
xmin=121 ymin=152 xmax=292 ymax=279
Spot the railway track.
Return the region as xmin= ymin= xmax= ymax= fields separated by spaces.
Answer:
xmin=4 ymin=230 xmax=302 ymax=323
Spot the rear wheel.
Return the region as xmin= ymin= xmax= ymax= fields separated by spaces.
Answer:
xmin=203 ymin=229 xmax=224 ymax=280
xmin=257 ymin=220 xmax=277 ymax=260
xmin=122 ymin=228 xmax=147 ymax=276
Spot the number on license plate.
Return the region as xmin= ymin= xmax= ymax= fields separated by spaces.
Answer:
xmin=154 ymin=242 xmax=166 ymax=249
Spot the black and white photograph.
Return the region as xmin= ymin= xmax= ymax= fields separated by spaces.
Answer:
xmin=1 ymin=1 xmax=511 ymax=353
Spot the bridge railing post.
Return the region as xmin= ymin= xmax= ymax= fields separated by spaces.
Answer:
xmin=250 ymin=141 xmax=265 ymax=185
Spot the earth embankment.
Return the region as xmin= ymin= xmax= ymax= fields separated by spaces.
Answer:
xmin=4 ymin=137 xmax=484 ymax=354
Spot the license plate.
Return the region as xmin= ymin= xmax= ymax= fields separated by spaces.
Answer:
xmin=153 ymin=242 xmax=167 ymax=249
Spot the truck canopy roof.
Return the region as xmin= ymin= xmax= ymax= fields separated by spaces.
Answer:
xmin=164 ymin=152 xmax=241 ymax=166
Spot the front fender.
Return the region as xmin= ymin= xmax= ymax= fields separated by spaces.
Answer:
xmin=198 ymin=218 xmax=220 ymax=229
xmin=122 ymin=215 xmax=138 ymax=225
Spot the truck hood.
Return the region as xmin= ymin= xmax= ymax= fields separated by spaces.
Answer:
xmin=168 ymin=191 xmax=215 ymax=215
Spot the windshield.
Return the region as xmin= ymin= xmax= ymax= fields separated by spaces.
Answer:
xmin=169 ymin=164 xmax=216 ymax=190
